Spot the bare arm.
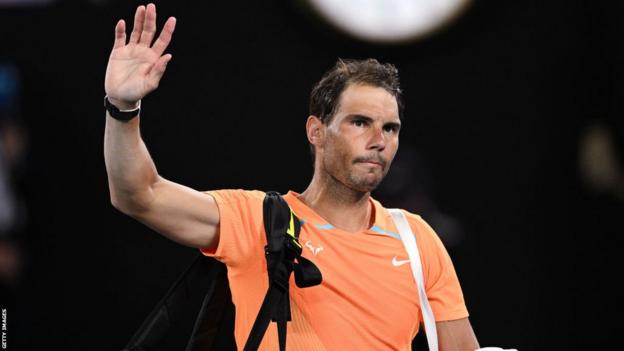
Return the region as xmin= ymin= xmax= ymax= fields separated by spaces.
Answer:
xmin=437 ymin=317 xmax=480 ymax=351
xmin=104 ymin=4 xmax=219 ymax=250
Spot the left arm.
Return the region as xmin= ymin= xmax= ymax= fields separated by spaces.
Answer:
xmin=437 ymin=317 xmax=480 ymax=351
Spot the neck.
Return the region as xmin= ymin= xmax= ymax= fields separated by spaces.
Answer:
xmin=299 ymin=169 xmax=374 ymax=233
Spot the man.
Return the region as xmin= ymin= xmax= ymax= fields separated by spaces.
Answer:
xmin=104 ymin=3 xmax=480 ymax=350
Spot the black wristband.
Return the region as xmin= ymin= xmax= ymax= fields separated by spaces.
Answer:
xmin=104 ymin=96 xmax=141 ymax=121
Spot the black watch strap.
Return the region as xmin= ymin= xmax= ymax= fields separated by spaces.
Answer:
xmin=104 ymin=96 xmax=141 ymax=121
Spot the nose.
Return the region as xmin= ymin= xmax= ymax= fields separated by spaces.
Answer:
xmin=367 ymin=125 xmax=386 ymax=151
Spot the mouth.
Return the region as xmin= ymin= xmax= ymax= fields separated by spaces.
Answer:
xmin=359 ymin=161 xmax=382 ymax=167
xmin=354 ymin=157 xmax=386 ymax=168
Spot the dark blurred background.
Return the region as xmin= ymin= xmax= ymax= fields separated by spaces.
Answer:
xmin=0 ymin=0 xmax=622 ymax=350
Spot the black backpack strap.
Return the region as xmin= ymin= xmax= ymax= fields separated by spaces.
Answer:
xmin=243 ymin=192 xmax=322 ymax=351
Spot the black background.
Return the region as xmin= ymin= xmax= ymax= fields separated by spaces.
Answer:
xmin=1 ymin=0 xmax=622 ymax=349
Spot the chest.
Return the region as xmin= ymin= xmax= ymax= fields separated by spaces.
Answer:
xmin=297 ymin=223 xmax=415 ymax=284
xmin=290 ymin=224 xmax=420 ymax=338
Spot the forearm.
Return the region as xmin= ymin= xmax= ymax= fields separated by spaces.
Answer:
xmin=104 ymin=112 xmax=159 ymax=214
xmin=104 ymin=4 xmax=176 ymax=214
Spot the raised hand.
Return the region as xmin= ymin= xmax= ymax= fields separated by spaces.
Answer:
xmin=105 ymin=3 xmax=176 ymax=110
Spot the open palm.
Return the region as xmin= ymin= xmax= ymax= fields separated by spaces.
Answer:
xmin=105 ymin=4 xmax=176 ymax=108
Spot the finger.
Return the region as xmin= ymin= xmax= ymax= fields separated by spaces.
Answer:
xmin=139 ymin=3 xmax=157 ymax=46
xmin=113 ymin=19 xmax=126 ymax=49
xmin=129 ymin=5 xmax=146 ymax=44
xmin=146 ymin=54 xmax=172 ymax=89
xmin=152 ymin=17 xmax=176 ymax=56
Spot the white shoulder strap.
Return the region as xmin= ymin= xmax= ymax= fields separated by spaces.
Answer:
xmin=389 ymin=209 xmax=438 ymax=351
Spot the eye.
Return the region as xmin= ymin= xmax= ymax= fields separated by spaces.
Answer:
xmin=352 ymin=119 xmax=367 ymax=127
xmin=383 ymin=124 xmax=400 ymax=134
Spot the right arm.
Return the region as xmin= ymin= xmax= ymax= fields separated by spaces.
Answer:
xmin=104 ymin=4 xmax=219 ymax=250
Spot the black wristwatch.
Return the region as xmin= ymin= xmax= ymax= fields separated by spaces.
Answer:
xmin=104 ymin=96 xmax=141 ymax=121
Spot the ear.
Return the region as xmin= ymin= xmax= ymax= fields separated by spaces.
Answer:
xmin=306 ymin=115 xmax=324 ymax=149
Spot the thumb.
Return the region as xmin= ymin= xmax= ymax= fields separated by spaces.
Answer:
xmin=146 ymin=54 xmax=172 ymax=89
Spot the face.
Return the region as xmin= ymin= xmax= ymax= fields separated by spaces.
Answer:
xmin=313 ymin=83 xmax=401 ymax=192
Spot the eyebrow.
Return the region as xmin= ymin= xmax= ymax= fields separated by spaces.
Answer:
xmin=348 ymin=114 xmax=375 ymax=123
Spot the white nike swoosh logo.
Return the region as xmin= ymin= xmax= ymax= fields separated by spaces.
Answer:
xmin=392 ymin=256 xmax=411 ymax=267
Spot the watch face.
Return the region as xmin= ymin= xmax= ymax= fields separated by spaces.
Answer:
xmin=304 ymin=0 xmax=472 ymax=43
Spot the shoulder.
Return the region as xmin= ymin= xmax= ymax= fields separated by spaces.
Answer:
xmin=381 ymin=205 xmax=445 ymax=252
xmin=401 ymin=210 xmax=435 ymax=236
xmin=199 ymin=189 xmax=267 ymax=266
xmin=201 ymin=189 xmax=267 ymax=226
xmin=374 ymin=200 xmax=435 ymax=239
xmin=203 ymin=189 xmax=266 ymax=204
xmin=404 ymin=210 xmax=445 ymax=246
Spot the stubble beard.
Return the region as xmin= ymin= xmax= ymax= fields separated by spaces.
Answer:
xmin=322 ymin=157 xmax=382 ymax=194
xmin=346 ymin=166 xmax=386 ymax=192
xmin=321 ymin=135 xmax=390 ymax=193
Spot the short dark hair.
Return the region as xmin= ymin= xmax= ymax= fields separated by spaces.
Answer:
xmin=308 ymin=58 xmax=404 ymax=161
